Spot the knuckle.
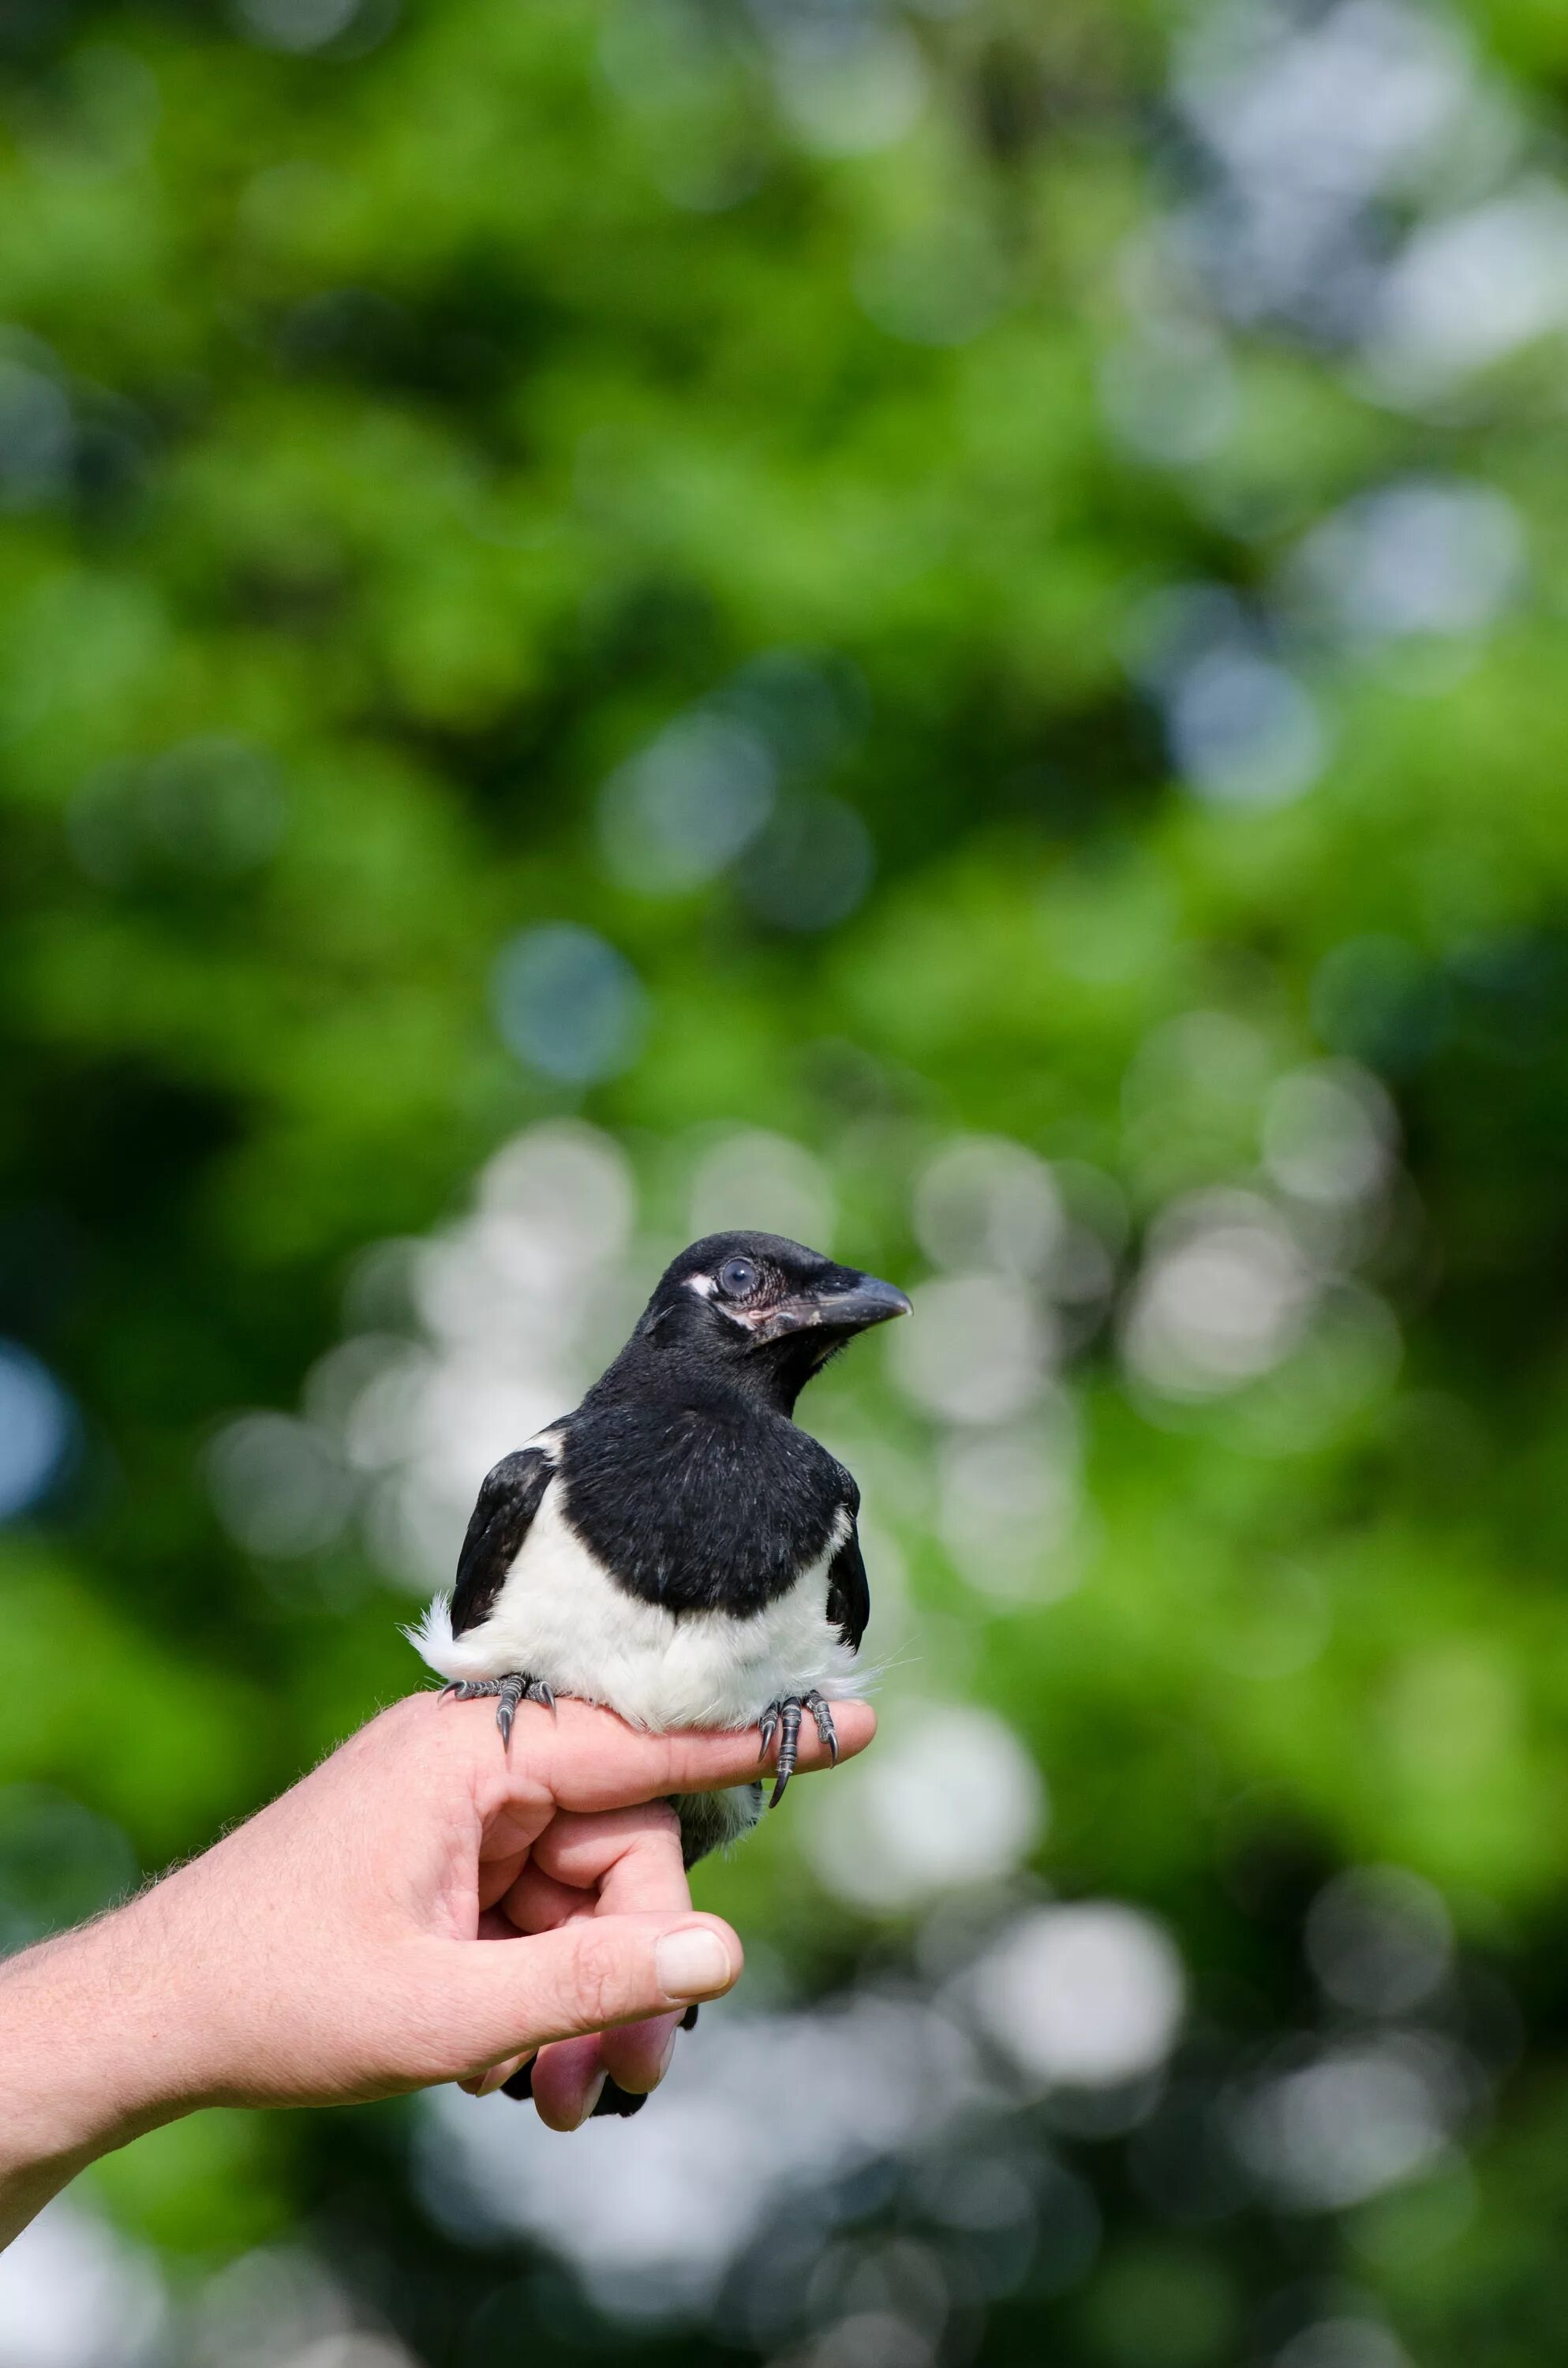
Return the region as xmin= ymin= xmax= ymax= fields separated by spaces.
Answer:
xmin=567 ymin=1924 xmax=631 ymax=2029
xmin=631 ymin=1798 xmax=681 ymax=1844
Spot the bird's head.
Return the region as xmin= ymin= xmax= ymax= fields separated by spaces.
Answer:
xmin=632 ymin=1231 xmax=911 ymax=1410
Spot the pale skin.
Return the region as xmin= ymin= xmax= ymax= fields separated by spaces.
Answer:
xmin=0 ymin=1691 xmax=874 ymax=2250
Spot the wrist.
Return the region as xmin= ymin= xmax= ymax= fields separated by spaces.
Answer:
xmin=0 ymin=1896 xmax=194 ymax=2246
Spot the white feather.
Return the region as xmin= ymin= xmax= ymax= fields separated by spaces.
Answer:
xmin=407 ymin=1480 xmax=859 ymax=1733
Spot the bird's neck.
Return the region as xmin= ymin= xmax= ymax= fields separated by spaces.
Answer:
xmin=590 ymin=1337 xmax=814 ymax=1421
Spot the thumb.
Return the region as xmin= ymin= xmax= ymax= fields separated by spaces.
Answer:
xmin=440 ymin=1912 xmax=743 ymax=2068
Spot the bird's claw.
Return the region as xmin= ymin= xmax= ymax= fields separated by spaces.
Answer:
xmin=758 ymin=1691 xmax=838 ymax=1807
xmin=442 ymin=1672 xmax=556 ymax=1747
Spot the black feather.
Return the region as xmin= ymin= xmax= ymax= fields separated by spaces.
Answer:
xmin=825 ymin=1516 xmax=870 ymax=1652
xmin=451 ymin=1445 xmax=555 ymax=1636
xmin=558 ymin=1393 xmax=848 ymax=1617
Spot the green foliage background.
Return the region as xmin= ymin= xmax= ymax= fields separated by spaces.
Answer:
xmin=4 ymin=0 xmax=1568 ymax=2357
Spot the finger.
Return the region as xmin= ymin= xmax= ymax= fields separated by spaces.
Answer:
xmin=530 ymin=2033 xmax=606 ymax=2130
xmin=601 ymin=2009 xmax=681 ymax=2097
xmin=459 ymin=2049 xmax=531 ymax=2098
xmin=530 ymin=1801 xmax=685 ymax=1900
xmin=500 ymin=1868 xmax=586 ymax=1934
xmin=497 ymin=1697 xmax=876 ymax=1816
xmin=437 ymin=1910 xmax=743 ymax=2070
xmin=500 ymin=1808 xmax=693 ymax=2100
xmin=477 ymin=1853 xmax=534 ymax=1913
xmin=530 ymin=2009 xmax=682 ymax=2122
xmin=499 ymin=1801 xmax=690 ymax=1933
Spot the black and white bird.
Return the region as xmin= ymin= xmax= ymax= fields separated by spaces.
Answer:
xmin=407 ymin=1229 xmax=909 ymax=2111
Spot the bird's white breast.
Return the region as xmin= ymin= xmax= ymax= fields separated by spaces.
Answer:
xmin=408 ymin=1477 xmax=859 ymax=1733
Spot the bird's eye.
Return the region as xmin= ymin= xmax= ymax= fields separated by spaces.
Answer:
xmin=717 ymin=1257 xmax=759 ymax=1298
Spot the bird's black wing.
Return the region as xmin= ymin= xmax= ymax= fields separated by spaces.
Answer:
xmin=451 ymin=1446 xmax=556 ymax=1635
xmin=825 ymin=1474 xmax=869 ymax=1652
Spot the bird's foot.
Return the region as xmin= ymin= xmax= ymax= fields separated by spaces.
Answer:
xmin=758 ymin=1691 xmax=837 ymax=1808
xmin=442 ymin=1671 xmax=555 ymax=1747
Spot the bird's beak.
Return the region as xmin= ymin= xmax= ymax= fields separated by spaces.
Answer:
xmin=761 ymin=1270 xmax=912 ymax=1341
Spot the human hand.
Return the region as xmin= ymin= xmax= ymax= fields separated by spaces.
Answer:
xmin=0 ymin=1691 xmax=874 ymax=2245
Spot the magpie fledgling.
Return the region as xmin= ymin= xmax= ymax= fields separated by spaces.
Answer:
xmin=408 ymin=1230 xmax=907 ymax=2115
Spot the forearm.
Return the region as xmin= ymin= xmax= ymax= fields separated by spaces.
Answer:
xmin=0 ymin=1902 xmax=193 ymax=2248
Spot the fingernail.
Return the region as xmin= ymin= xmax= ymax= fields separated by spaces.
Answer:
xmin=656 ymin=1927 xmax=734 ymax=2002
xmin=476 ymin=2054 xmax=526 ymax=2097
xmin=571 ymin=2070 xmax=607 ymax=2129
